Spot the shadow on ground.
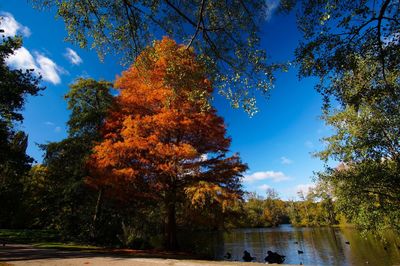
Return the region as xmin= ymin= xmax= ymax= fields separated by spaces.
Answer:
xmin=0 ymin=244 xmax=208 ymax=263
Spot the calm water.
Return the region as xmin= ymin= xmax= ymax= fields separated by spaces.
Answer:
xmin=181 ymin=225 xmax=400 ymax=265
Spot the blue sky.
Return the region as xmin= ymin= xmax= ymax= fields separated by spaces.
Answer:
xmin=1 ymin=1 xmax=333 ymax=199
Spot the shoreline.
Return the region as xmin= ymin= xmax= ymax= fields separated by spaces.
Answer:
xmin=0 ymin=244 xmax=298 ymax=266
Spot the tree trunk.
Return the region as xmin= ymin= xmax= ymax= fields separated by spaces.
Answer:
xmin=91 ymin=189 xmax=103 ymax=239
xmin=165 ymin=199 xmax=178 ymax=250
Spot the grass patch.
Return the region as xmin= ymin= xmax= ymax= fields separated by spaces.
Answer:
xmin=0 ymin=229 xmax=102 ymax=251
xmin=33 ymin=242 xmax=100 ymax=250
xmin=0 ymin=229 xmax=59 ymax=244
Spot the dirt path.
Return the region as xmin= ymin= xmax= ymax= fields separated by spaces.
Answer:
xmin=0 ymin=245 xmax=294 ymax=266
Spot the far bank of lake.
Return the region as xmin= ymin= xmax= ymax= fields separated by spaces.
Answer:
xmin=181 ymin=224 xmax=400 ymax=265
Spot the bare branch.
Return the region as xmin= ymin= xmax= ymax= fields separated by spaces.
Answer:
xmin=164 ymin=0 xmax=224 ymax=31
xmin=377 ymin=0 xmax=391 ymax=83
xmin=122 ymin=0 xmax=140 ymax=56
xmin=186 ymin=0 xmax=206 ymax=49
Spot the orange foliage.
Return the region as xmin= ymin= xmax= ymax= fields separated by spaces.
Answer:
xmin=87 ymin=37 xmax=247 ymax=247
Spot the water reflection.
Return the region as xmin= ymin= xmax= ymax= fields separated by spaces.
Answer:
xmin=181 ymin=225 xmax=400 ymax=265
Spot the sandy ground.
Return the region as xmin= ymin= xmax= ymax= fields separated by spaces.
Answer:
xmin=0 ymin=245 xmax=294 ymax=266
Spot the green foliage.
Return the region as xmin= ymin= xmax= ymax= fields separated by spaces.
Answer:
xmin=117 ymin=221 xmax=153 ymax=250
xmin=33 ymin=242 xmax=100 ymax=250
xmin=288 ymin=183 xmax=339 ymax=227
xmin=65 ymin=78 xmax=114 ymax=137
xmin=231 ymin=187 xmax=339 ymax=228
xmin=36 ymin=78 xmax=158 ymax=246
xmin=38 ymin=138 xmax=96 ymax=237
xmin=315 ymin=54 xmax=400 ymax=236
xmin=263 ymin=189 xmax=287 ymax=226
xmin=35 ymin=78 xmax=114 ymax=241
xmin=317 ymin=56 xmax=399 ymax=163
xmin=21 ymin=165 xmax=51 ymax=227
xmin=295 ymin=0 xmax=399 ymax=85
xmin=30 ymin=0 xmax=288 ymax=115
xmin=242 ymin=193 xmax=269 ymax=227
xmin=0 ymin=229 xmax=59 ymax=244
xmin=237 ymin=190 xmax=289 ymax=228
xmin=318 ymin=161 xmax=400 ymax=235
xmin=0 ymin=36 xmax=43 ymax=123
xmin=0 ymin=32 xmax=43 ymax=228
xmin=293 ymin=0 xmax=400 ymax=235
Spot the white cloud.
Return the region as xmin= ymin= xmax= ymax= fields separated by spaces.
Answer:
xmin=0 ymin=12 xmax=31 ymax=37
xmin=1 ymin=12 xmax=64 ymax=85
xmin=264 ymin=0 xmax=280 ymax=20
xmin=64 ymin=48 xmax=83 ymax=65
xmin=5 ymin=47 xmax=36 ymax=70
xmin=295 ymin=183 xmax=315 ymax=196
xmin=54 ymin=126 xmax=62 ymax=133
xmin=6 ymin=47 xmax=63 ymax=85
xmin=36 ymin=53 xmax=63 ymax=84
xmin=244 ymin=171 xmax=290 ymax=183
xmin=258 ymin=184 xmax=271 ymax=191
xmin=280 ymin=156 xmax=293 ymax=165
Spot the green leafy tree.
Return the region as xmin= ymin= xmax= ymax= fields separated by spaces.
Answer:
xmin=0 ymin=30 xmax=43 ymax=227
xmin=309 ymin=181 xmax=338 ymax=226
xmin=23 ymin=164 xmax=53 ymax=227
xmin=239 ymin=190 xmax=288 ymax=228
xmin=65 ymin=78 xmax=114 ymax=137
xmin=0 ymin=131 xmax=32 ymax=228
xmin=242 ymin=193 xmax=267 ymax=227
xmin=38 ymin=78 xmax=114 ymax=240
xmin=0 ymin=35 xmax=42 ymax=173
xmin=31 ymin=0 xmax=287 ymax=115
xmin=263 ymin=188 xmax=287 ymax=226
xmin=288 ymin=186 xmax=339 ymax=227
xmin=291 ymin=0 xmax=400 ymax=234
xmin=0 ymin=37 xmax=43 ymax=124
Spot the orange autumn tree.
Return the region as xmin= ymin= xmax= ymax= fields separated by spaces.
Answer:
xmin=88 ymin=37 xmax=247 ymax=249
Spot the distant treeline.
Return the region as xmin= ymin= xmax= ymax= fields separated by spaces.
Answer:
xmin=230 ymin=187 xmax=340 ymax=229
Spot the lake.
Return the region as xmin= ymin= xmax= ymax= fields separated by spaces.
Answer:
xmin=181 ymin=225 xmax=400 ymax=265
